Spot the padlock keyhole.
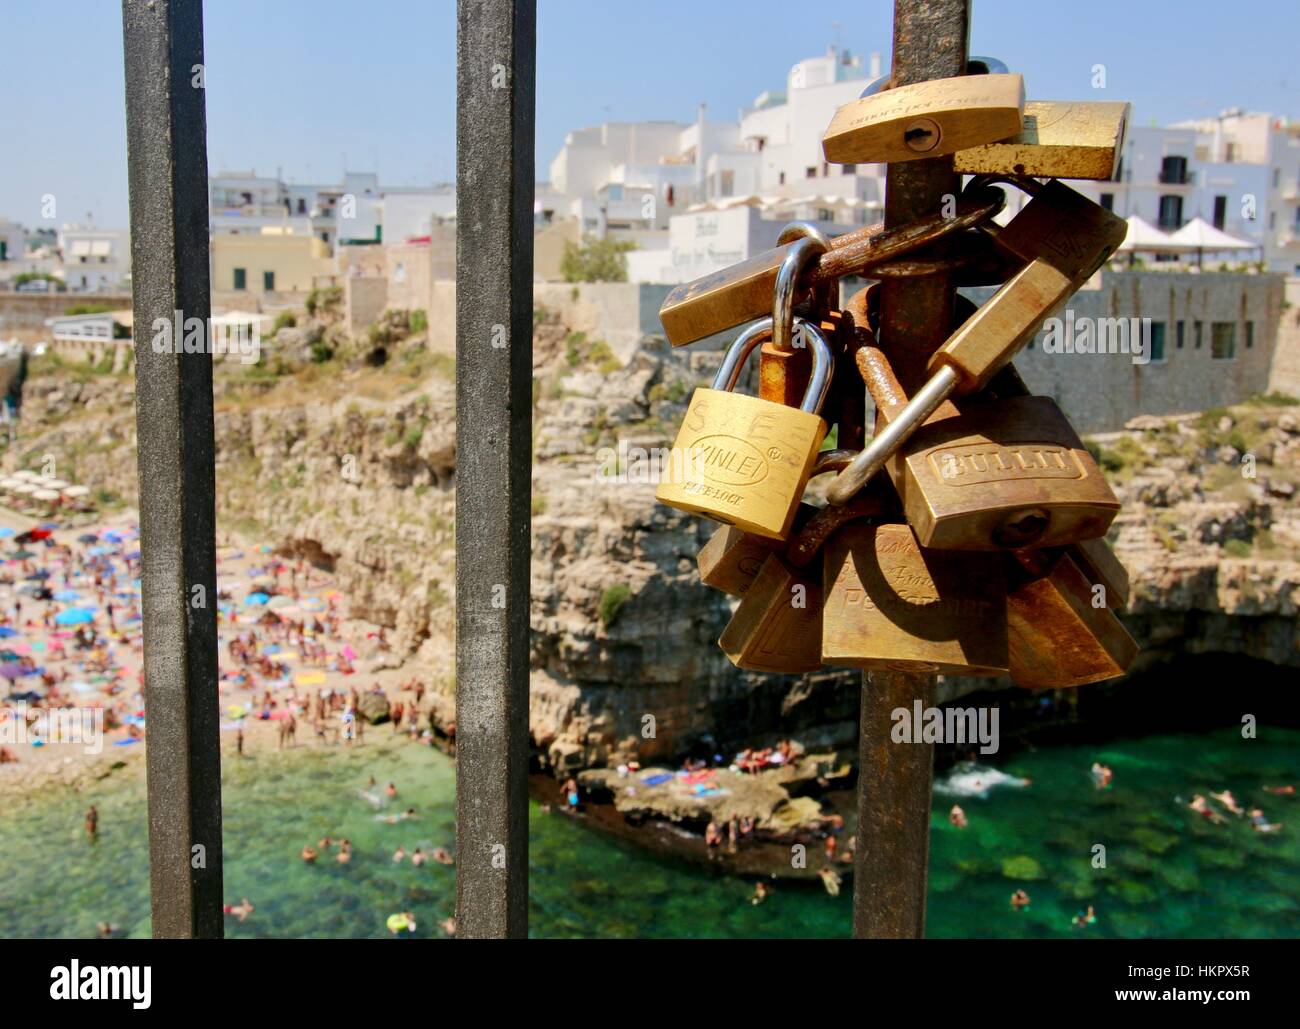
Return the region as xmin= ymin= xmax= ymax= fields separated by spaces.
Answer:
xmin=993 ymin=509 xmax=1049 ymax=548
xmin=903 ymin=117 xmax=941 ymax=153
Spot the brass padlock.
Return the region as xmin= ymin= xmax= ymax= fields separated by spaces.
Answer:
xmin=698 ymin=502 xmax=817 ymax=597
xmin=827 ymin=180 xmax=1127 ymax=505
xmin=656 ymin=316 xmax=833 ymax=540
xmin=823 ymin=73 xmax=1025 ymax=165
xmin=822 ymin=522 xmax=1009 ymax=676
xmin=718 ymin=552 xmax=823 ymax=674
xmin=1005 ymin=545 xmax=1138 ymax=688
xmin=954 ymin=100 xmax=1130 ymax=181
xmin=856 ymin=332 xmax=1119 ymax=551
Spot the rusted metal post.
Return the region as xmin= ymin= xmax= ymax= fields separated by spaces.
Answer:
xmin=854 ymin=0 xmax=971 ymax=939
xmin=454 ymin=0 xmax=536 ymax=938
xmin=121 ymin=0 xmax=223 ymax=938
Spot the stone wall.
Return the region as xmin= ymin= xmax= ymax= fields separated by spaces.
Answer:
xmin=345 ymin=277 xmax=388 ymax=334
xmin=0 ymin=291 xmax=133 ymax=342
xmin=963 ymin=270 xmax=1286 ymax=433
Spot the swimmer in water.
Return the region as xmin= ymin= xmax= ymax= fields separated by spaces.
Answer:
xmin=1264 ymin=785 xmax=1295 ymax=796
xmin=431 ymin=847 xmax=454 ymax=865
xmin=818 ymin=868 xmax=842 ymax=897
xmin=751 ymin=881 xmax=773 ymax=906
xmin=411 ymin=848 xmax=427 ymax=867
xmin=1010 ymin=889 xmax=1031 ymax=911
xmin=301 ymin=845 xmax=318 ymax=863
xmin=385 ymin=782 xmax=398 ymax=798
xmin=1090 ymin=763 xmax=1113 ymax=789
xmin=441 ymin=916 xmax=457 ymax=937
xmin=223 ymin=898 xmax=255 ymax=922
xmin=393 ymin=846 xmax=407 ymax=863
xmin=336 ymin=839 xmax=353 ymax=864
xmin=1248 ymin=808 xmax=1283 ymax=833
xmin=1210 ymin=790 xmax=1244 ymax=816
xmin=1189 ymin=795 xmax=1226 ymax=824
xmin=1071 ymin=905 xmax=1097 ymax=928
xmin=949 ymin=805 xmax=968 ymax=829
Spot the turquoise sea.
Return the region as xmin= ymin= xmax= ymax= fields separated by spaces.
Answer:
xmin=0 ymin=728 xmax=1296 ymax=938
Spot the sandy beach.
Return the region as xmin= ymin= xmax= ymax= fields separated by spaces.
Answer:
xmin=0 ymin=504 xmax=435 ymax=800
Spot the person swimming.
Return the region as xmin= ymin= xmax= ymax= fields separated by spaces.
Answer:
xmin=1090 ymin=763 xmax=1113 ymax=789
xmin=1249 ymin=808 xmax=1283 ymax=833
xmin=1189 ymin=795 xmax=1226 ymax=824
xmin=1071 ymin=905 xmax=1097 ymax=928
xmin=818 ymin=867 xmax=842 ymax=897
xmin=393 ymin=846 xmax=407 ymax=863
xmin=411 ymin=848 xmax=427 ymax=867
xmin=1210 ymin=790 xmax=1244 ymax=816
xmin=948 ymin=805 xmax=968 ymax=829
xmin=223 ymin=898 xmax=255 ymax=921
xmin=336 ymin=840 xmax=353 ymax=864
xmin=431 ymin=847 xmax=454 ymax=865
xmin=1010 ymin=889 xmax=1031 ymax=911
xmin=301 ymin=845 xmax=318 ymax=863
xmin=386 ymin=911 xmax=417 ymax=935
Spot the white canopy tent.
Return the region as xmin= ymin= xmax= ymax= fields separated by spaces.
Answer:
xmin=1166 ymin=217 xmax=1257 ymax=267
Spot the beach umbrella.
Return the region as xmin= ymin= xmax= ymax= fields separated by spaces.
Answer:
xmin=0 ymin=649 xmax=19 ymax=660
xmin=32 ymin=489 xmax=60 ymax=502
xmin=0 ymin=662 xmax=34 ymax=679
xmin=53 ymin=590 xmax=81 ymax=602
xmin=55 ymin=608 xmax=96 ymax=625
xmin=78 ymin=533 xmax=99 ymax=544
xmin=11 ymin=470 xmax=38 ymax=481
xmin=25 ymin=570 xmax=51 ymax=580
xmin=10 ymin=549 xmax=35 ymax=559
xmin=1166 ymin=217 xmax=1256 ymax=268
xmin=0 ymin=528 xmax=13 ymax=538
xmin=243 ymin=592 xmax=270 ymax=606
xmin=0 ymin=628 xmax=18 ymax=639
xmin=62 ymin=486 xmax=91 ymax=498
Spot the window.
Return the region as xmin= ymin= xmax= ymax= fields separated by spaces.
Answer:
xmin=817 ymin=208 xmax=833 ymax=221
xmin=1194 ymin=321 xmax=1203 ymax=349
xmin=805 ymin=166 xmax=817 ymax=179
xmin=297 ymin=199 xmax=307 ymax=214
xmin=1273 ymin=168 xmax=1281 ymax=188
xmin=842 ymin=164 xmax=856 ymax=174
xmin=1211 ymin=322 xmax=1235 ymax=360
xmin=1213 ymin=195 xmax=1227 ymax=229
xmin=1175 ymin=320 xmax=1185 ymax=349
xmin=263 ymin=270 xmax=275 ymax=292
xmin=1099 ymin=192 xmax=1114 ymax=211
xmin=1159 ymin=155 xmax=1188 ymax=184
xmin=822 ymin=162 xmax=829 ymax=177
xmin=778 ymin=172 xmax=785 ymax=185
xmin=1157 ymin=194 xmax=1183 ymax=230
xmin=233 ymin=267 xmax=246 ymax=290
xmin=1269 ymin=212 xmax=1276 ymax=229
xmin=1245 ymin=321 xmax=1254 ymax=349
xmin=1147 ymin=321 xmax=1166 ymax=362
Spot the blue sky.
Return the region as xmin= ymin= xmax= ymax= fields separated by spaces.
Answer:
xmin=2 ymin=0 xmax=1296 ymax=228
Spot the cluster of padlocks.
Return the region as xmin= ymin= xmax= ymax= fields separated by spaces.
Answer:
xmin=653 ymin=69 xmax=1140 ymax=688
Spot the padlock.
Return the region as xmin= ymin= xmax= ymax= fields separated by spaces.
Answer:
xmin=827 ymin=180 xmax=1127 ymax=505
xmin=758 ymin=227 xmax=828 ymax=409
xmin=954 ymin=101 xmax=1130 ymax=181
xmin=1005 ymin=545 xmax=1138 ymax=689
xmin=656 ymin=316 xmax=833 ymax=540
xmin=718 ymin=552 xmax=823 ymax=674
xmin=822 ymin=73 xmax=1024 ymax=165
xmin=715 ymin=451 xmax=890 ymax=673
xmin=658 ymin=188 xmax=1005 ymax=346
xmin=855 ymin=331 xmax=1119 ymax=551
xmin=822 ymin=522 xmax=1008 ymax=676
xmin=698 ymin=501 xmax=817 ymax=597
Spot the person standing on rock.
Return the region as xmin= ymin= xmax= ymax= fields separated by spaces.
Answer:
xmin=85 ymin=804 xmax=98 ymax=844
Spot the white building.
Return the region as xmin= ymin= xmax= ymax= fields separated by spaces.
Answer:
xmin=547 ymin=47 xmax=887 ymax=284
xmin=378 ymin=187 xmax=456 ymax=244
xmin=0 ymin=220 xmax=25 ymax=265
xmin=57 ymin=225 xmax=130 ymax=292
xmin=209 ymin=170 xmax=425 ymax=252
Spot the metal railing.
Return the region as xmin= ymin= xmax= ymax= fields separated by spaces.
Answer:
xmin=121 ymin=0 xmax=960 ymax=940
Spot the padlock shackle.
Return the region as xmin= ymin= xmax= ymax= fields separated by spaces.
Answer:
xmin=771 ymin=235 xmax=827 ymax=351
xmin=712 ymin=316 xmax=833 ymax=416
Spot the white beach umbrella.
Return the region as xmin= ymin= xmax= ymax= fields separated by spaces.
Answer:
xmin=32 ymin=489 xmax=60 ymax=501
xmin=61 ymin=485 xmax=91 ymax=498
xmin=1167 ymin=217 xmax=1256 ymax=267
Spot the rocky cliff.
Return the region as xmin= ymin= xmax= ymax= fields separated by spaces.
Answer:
xmin=9 ymin=316 xmax=1299 ymax=775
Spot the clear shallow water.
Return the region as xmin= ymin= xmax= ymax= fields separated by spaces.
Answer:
xmin=0 ymin=728 xmax=1296 ymax=938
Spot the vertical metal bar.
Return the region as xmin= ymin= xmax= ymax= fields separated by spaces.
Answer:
xmin=121 ymin=0 xmax=223 ymax=939
xmin=854 ymin=0 xmax=970 ymax=940
xmin=455 ymin=0 xmax=535 ymax=939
